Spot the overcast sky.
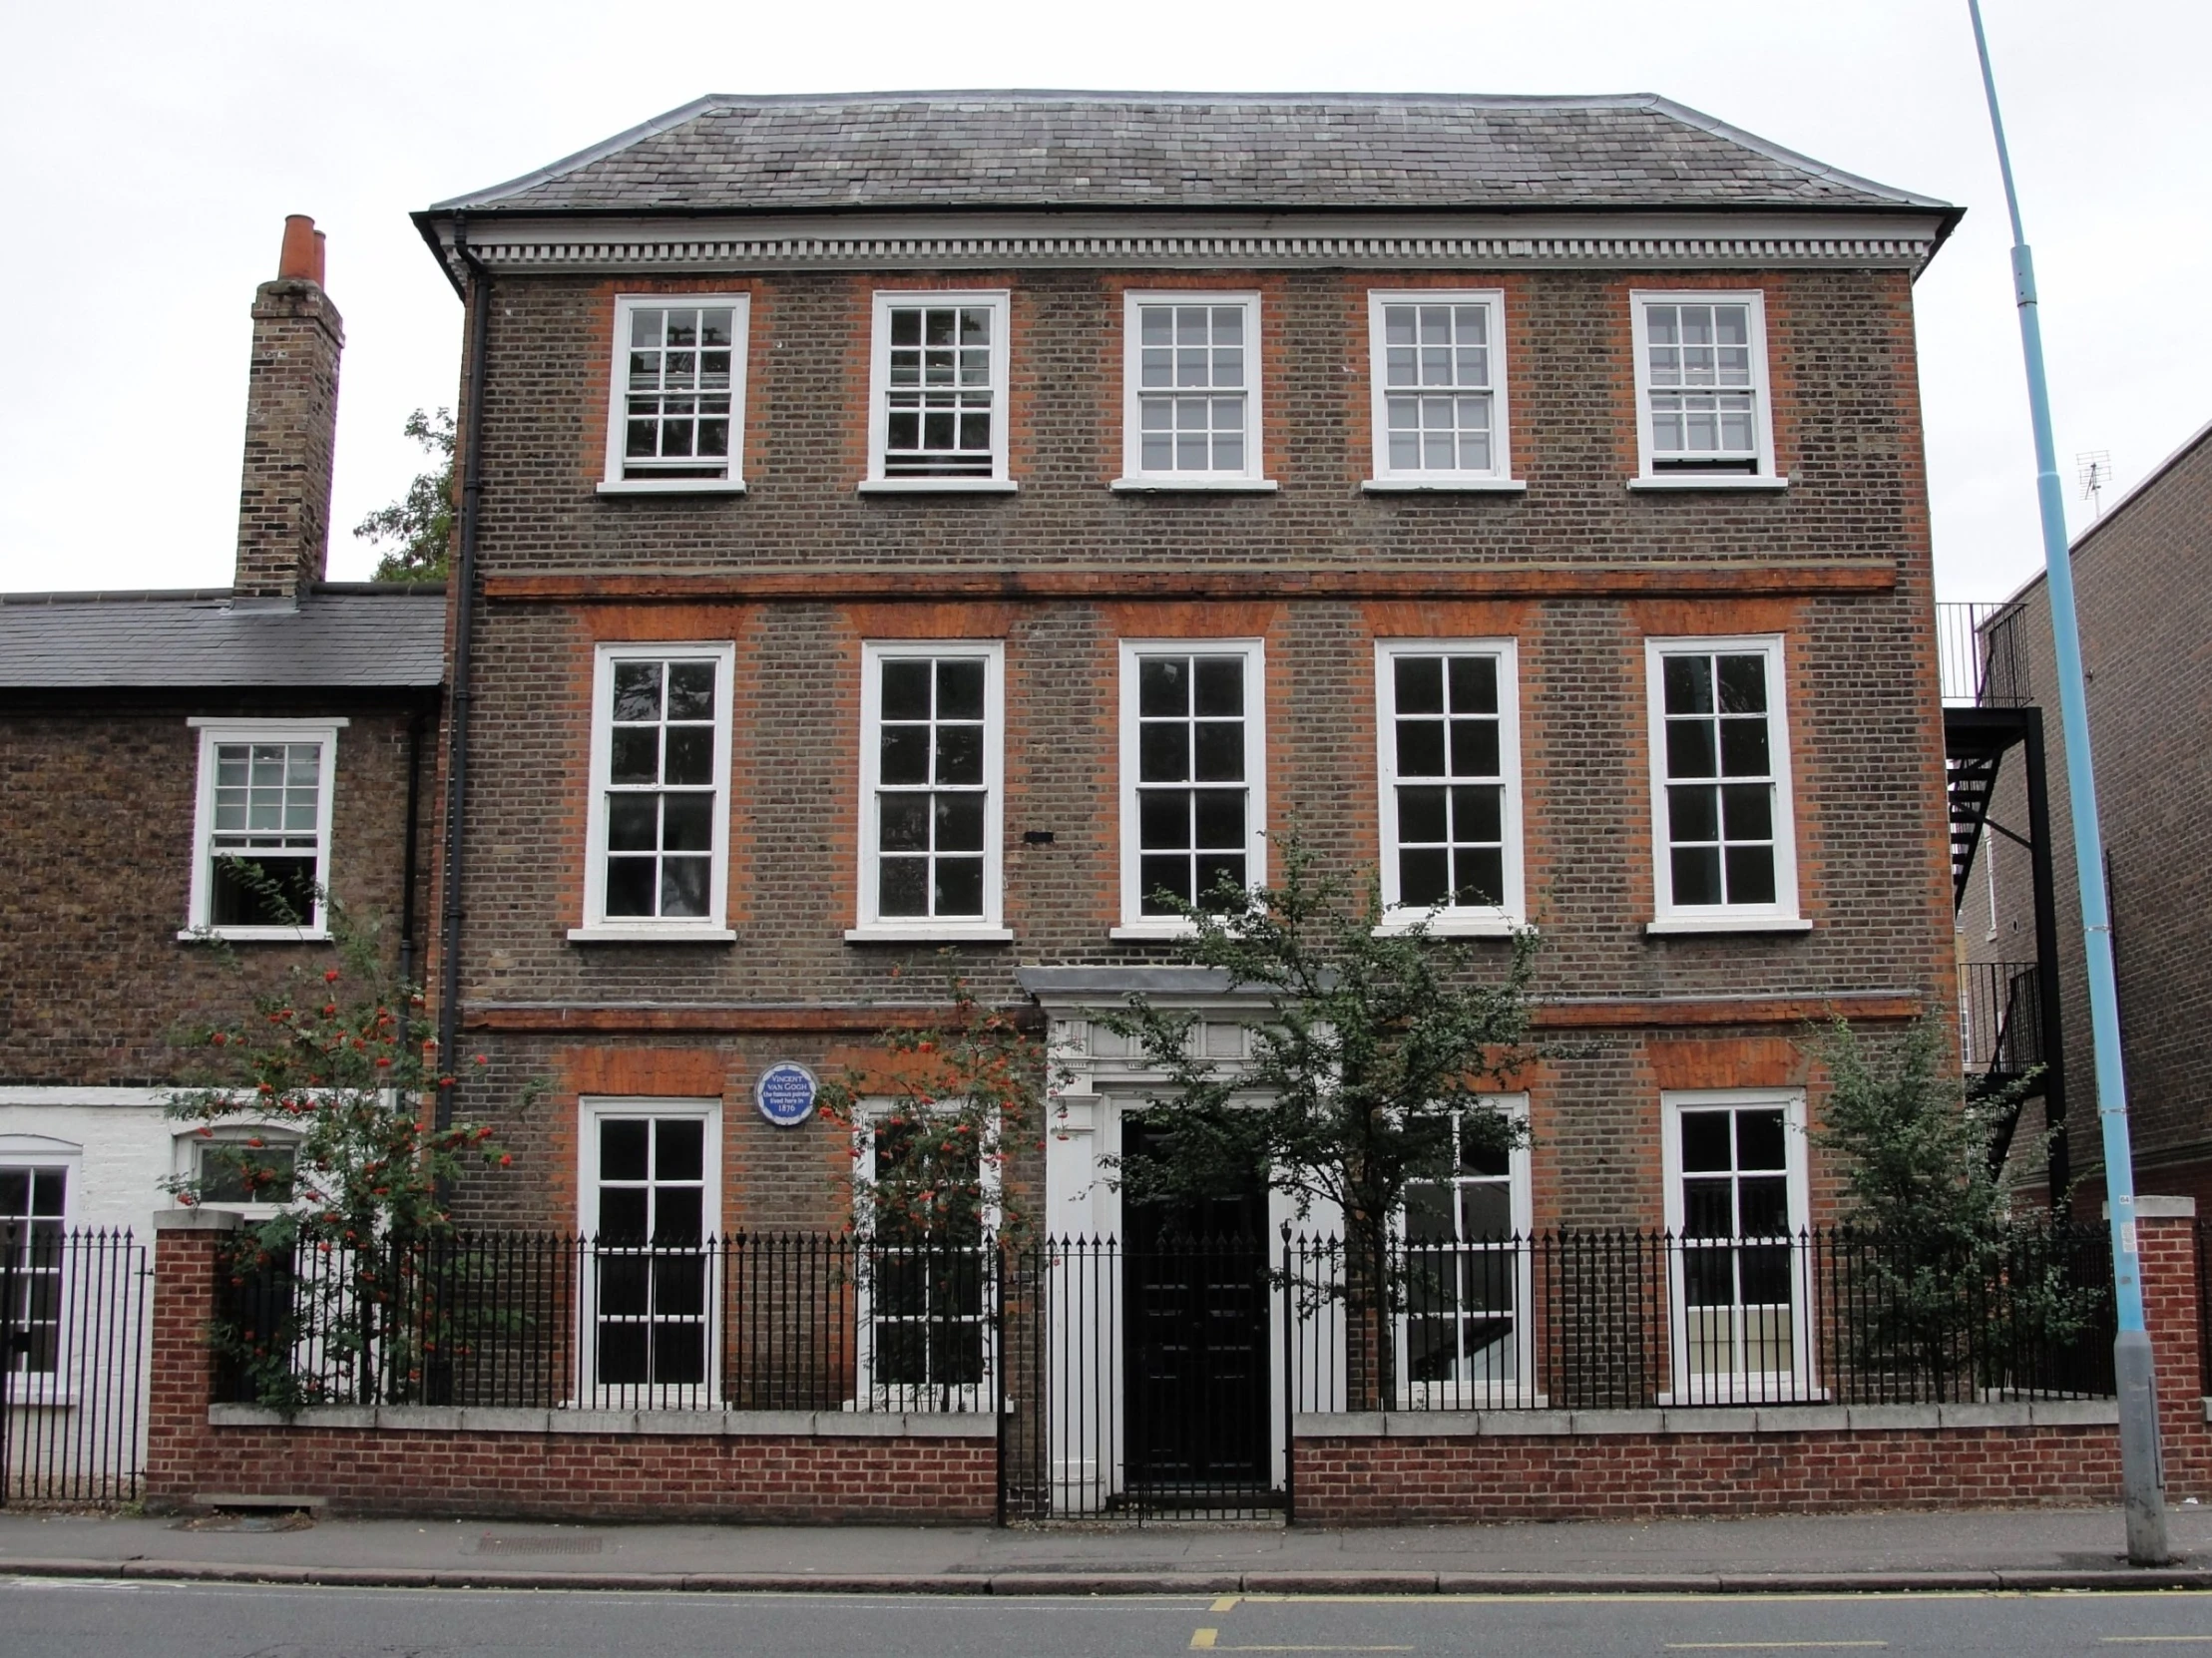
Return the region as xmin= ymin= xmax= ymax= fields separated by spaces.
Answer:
xmin=1 ymin=0 xmax=2201 ymax=601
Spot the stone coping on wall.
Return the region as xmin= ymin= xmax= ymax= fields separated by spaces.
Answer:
xmin=207 ymin=1404 xmax=997 ymax=1439
xmin=1296 ymin=1400 xmax=2120 ymax=1438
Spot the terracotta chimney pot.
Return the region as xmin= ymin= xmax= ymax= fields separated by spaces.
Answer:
xmin=277 ymin=214 xmax=319 ymax=283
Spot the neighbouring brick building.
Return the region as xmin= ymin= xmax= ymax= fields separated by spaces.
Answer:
xmin=0 ymin=217 xmax=444 ymax=1490
xmin=1963 ymin=417 xmax=2212 ymax=1210
xmin=391 ymin=91 xmax=1967 ymax=1511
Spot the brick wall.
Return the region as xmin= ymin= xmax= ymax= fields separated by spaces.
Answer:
xmin=1974 ymin=428 xmax=2212 ymax=1205
xmin=0 ymin=693 xmax=432 ymax=1086
xmin=1295 ymin=1209 xmax=2211 ymax=1524
xmin=427 ymin=257 xmax=1954 ymax=1231
xmin=143 ymin=1219 xmax=995 ymax=1523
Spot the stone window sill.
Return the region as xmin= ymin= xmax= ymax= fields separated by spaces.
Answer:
xmin=1362 ymin=478 xmax=1528 ymax=494
xmin=1627 ymin=474 xmax=1790 ymax=493
xmin=1110 ymin=477 xmax=1279 ymax=494
xmin=177 ymin=928 xmax=331 ymax=945
xmin=1644 ymin=917 xmax=1812 ymax=937
xmin=856 ymin=478 xmax=1019 ymax=495
xmin=568 ymin=926 xmax=737 ymax=944
xmin=595 ymin=479 xmax=746 ymax=497
xmin=845 ymin=926 xmax=1014 ymax=944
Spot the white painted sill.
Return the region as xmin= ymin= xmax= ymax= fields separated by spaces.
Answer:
xmin=567 ymin=925 xmax=737 ymax=944
xmin=1644 ymin=916 xmax=1814 ymax=937
xmin=1110 ymin=477 xmax=1279 ymax=494
xmin=1108 ymin=920 xmax=1200 ymax=942
xmin=1362 ymin=477 xmax=1528 ymax=494
xmin=856 ymin=478 xmax=1019 ymax=495
xmin=595 ymin=479 xmax=747 ymax=497
xmin=844 ymin=926 xmax=1014 ymax=944
xmin=1372 ymin=914 xmax=1528 ymax=939
xmin=1627 ymin=474 xmax=1790 ymax=493
xmin=177 ymin=928 xmax=331 ymax=945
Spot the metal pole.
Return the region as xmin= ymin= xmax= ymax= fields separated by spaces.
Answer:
xmin=1967 ymin=0 xmax=2166 ymax=1563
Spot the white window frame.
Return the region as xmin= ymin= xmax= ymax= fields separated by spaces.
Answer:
xmin=576 ymin=1097 xmax=722 ymax=1407
xmin=1113 ymin=290 xmax=1275 ymax=492
xmin=1643 ymin=635 xmax=1806 ymax=935
xmin=182 ymin=718 xmax=343 ymax=942
xmin=573 ymin=641 xmax=736 ymax=943
xmin=1627 ymin=290 xmax=1786 ymax=491
xmin=851 ymin=1099 xmax=1000 ymax=1413
xmin=1374 ymin=639 xmax=1526 ymax=935
xmin=849 ymin=640 xmax=1009 ymax=943
xmin=1363 ymin=290 xmax=1524 ymax=492
xmin=597 ymin=292 xmax=750 ymax=495
xmin=1659 ymin=1088 xmax=1815 ymax=1405
xmin=1392 ymin=1095 xmax=1535 ymax=1409
xmin=0 ymin=1138 xmax=78 ymax=1404
xmin=1114 ymin=638 xmax=1268 ymax=938
xmin=174 ymin=1124 xmax=302 ymax=1218
xmin=859 ymin=289 xmax=1015 ymax=494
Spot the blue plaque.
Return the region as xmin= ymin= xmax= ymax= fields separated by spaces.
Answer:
xmin=754 ymin=1061 xmax=818 ymax=1127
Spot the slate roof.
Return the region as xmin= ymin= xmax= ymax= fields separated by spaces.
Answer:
xmin=0 ymin=586 xmax=446 ymax=690
xmin=428 ymin=91 xmax=1951 ymax=218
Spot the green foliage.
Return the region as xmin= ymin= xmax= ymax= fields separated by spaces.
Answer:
xmin=1809 ymin=1017 xmax=2102 ymax=1393
xmin=353 ymin=407 xmax=456 ymax=584
xmin=1103 ymin=839 xmax=1539 ymax=1395
xmin=817 ymin=962 xmax=1057 ymax=1248
xmin=166 ymin=885 xmax=523 ymax=1413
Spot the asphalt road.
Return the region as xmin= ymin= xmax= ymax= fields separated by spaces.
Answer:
xmin=9 ymin=1579 xmax=2212 ymax=1656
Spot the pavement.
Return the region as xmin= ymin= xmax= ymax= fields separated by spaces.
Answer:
xmin=7 ymin=1503 xmax=2212 ymax=1595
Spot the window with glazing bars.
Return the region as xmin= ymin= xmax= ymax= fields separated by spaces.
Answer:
xmin=621 ymin=304 xmax=736 ymax=479
xmin=603 ymin=658 xmax=718 ymax=919
xmin=1402 ymin=1112 xmax=1524 ymax=1395
xmin=879 ymin=302 xmax=1000 ymax=477
xmin=592 ymin=1116 xmax=707 ymax=1388
xmin=1641 ymin=299 xmax=1762 ymax=473
xmin=1384 ymin=653 xmax=1506 ymax=911
xmin=0 ymin=1167 xmax=65 ymax=1376
xmin=208 ymin=741 xmax=324 ymax=928
xmin=1134 ymin=653 xmax=1250 ymax=914
xmin=865 ymin=1120 xmax=987 ymax=1397
xmin=1134 ymin=302 xmax=1250 ymax=474
xmin=1377 ymin=299 xmax=1500 ymax=475
xmin=1677 ymin=1105 xmax=1796 ymax=1383
xmin=1657 ymin=648 xmax=1782 ymax=910
xmin=870 ymin=654 xmax=990 ymax=920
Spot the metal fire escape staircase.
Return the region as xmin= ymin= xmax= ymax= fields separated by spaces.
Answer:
xmin=1940 ymin=603 xmax=2065 ymax=1198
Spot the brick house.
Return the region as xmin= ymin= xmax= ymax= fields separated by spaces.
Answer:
xmin=0 ymin=216 xmax=443 ymax=1489
xmin=391 ymin=91 xmax=1968 ymax=1511
xmin=1958 ymin=417 xmax=2212 ymax=1210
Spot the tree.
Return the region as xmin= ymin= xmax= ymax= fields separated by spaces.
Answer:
xmin=1102 ymin=838 xmax=1541 ymax=1402
xmin=166 ymin=886 xmax=518 ymax=1413
xmin=816 ymin=963 xmax=1056 ymax=1248
xmin=353 ymin=407 xmax=456 ymax=583
xmin=1809 ymin=1017 xmax=2098 ymax=1396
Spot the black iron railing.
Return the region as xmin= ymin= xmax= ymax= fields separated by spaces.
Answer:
xmin=216 ymin=1231 xmax=998 ymax=1415
xmin=1284 ymin=1224 xmax=2113 ymax=1414
xmin=1938 ymin=602 xmax=2031 ymax=707
xmin=0 ymin=1227 xmax=149 ymax=1505
xmin=1959 ymin=960 xmax=2045 ymax=1083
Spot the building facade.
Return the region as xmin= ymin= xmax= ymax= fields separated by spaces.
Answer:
xmin=1962 ymin=418 xmax=2212 ymax=1209
xmin=407 ymin=92 xmax=1963 ymax=1494
xmin=0 ymin=218 xmax=443 ymax=1491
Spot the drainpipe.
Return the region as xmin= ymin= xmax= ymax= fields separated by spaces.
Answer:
xmin=435 ymin=213 xmax=489 ymax=1135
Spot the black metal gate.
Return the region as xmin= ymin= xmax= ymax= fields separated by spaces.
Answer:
xmin=0 ymin=1221 xmax=149 ymax=1506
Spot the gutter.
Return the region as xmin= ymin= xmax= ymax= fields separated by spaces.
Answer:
xmin=434 ymin=213 xmax=489 ymax=1131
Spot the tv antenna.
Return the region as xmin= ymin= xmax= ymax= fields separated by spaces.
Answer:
xmin=2077 ymin=450 xmax=2113 ymax=518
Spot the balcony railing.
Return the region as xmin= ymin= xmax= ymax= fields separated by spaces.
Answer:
xmin=1939 ymin=602 xmax=2030 ymax=707
xmin=1960 ymin=960 xmax=2044 ymax=1083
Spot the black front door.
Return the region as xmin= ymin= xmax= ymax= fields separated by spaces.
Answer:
xmin=1120 ymin=1120 xmax=1272 ymax=1502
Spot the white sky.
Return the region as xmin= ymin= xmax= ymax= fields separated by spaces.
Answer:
xmin=2 ymin=0 xmax=2202 ymax=602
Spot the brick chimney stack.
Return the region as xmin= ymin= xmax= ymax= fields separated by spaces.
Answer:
xmin=232 ymin=214 xmax=344 ymax=602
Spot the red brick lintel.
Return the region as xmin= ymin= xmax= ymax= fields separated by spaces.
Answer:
xmin=482 ymin=561 xmax=1898 ymax=605
xmin=462 ymin=992 xmax=1920 ymax=1036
